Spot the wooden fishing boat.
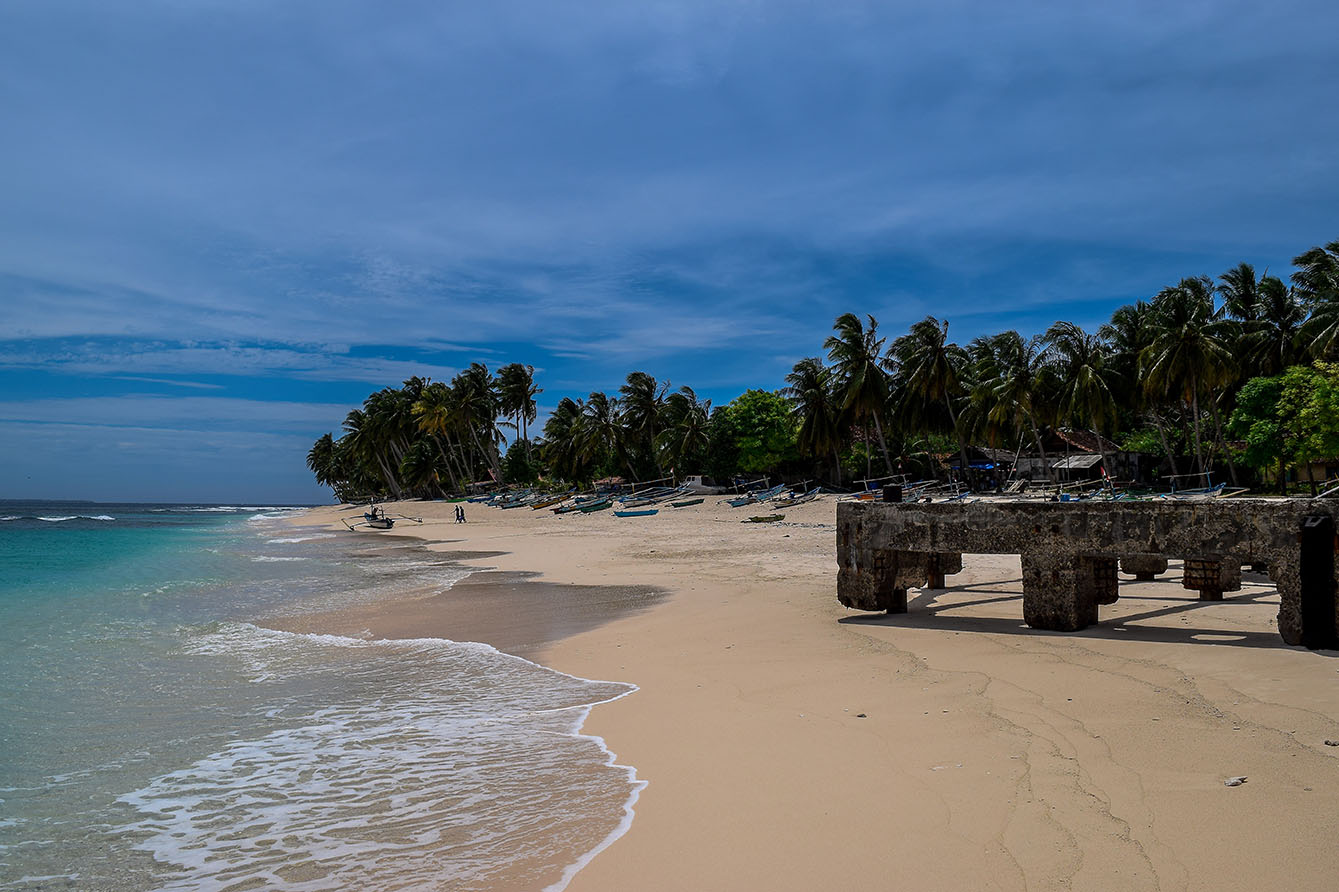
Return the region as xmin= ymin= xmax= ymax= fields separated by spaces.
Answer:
xmin=613 ymin=508 xmax=659 ymax=517
xmin=772 ymin=488 xmax=818 ymax=508
xmin=578 ymin=499 xmax=613 ymax=513
xmin=742 ymin=514 xmax=784 ymax=523
xmin=671 ymin=497 xmax=704 ymax=508
xmin=620 ymin=497 xmax=656 ymax=508
xmin=530 ymin=493 xmax=570 ymax=510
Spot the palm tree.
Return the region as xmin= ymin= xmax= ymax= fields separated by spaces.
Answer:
xmin=656 ymin=386 xmax=712 ymax=476
xmin=1100 ymin=301 xmax=1180 ymax=477
xmin=498 ymin=363 xmax=541 ymax=463
xmin=581 ymin=391 xmax=636 ymax=479
xmin=1216 ymin=262 xmax=1264 ymax=322
xmin=412 ymin=380 xmax=465 ymax=491
xmin=1291 ymin=239 xmax=1339 ymax=303
xmin=307 ymin=433 xmax=337 ymax=491
xmin=824 ymin=313 xmax=893 ymax=477
xmin=1043 ymin=321 xmax=1116 ymax=477
xmin=542 ymin=397 xmax=588 ymax=481
xmin=453 ymin=363 xmax=503 ymax=482
xmin=620 ymin=371 xmax=669 ymax=475
xmin=971 ymin=331 xmax=1050 ymax=470
xmin=1245 ymin=276 xmax=1307 ymax=375
xmin=1293 ymin=240 xmax=1339 ymax=359
xmin=783 ymin=357 xmax=844 ymax=482
xmin=890 ymin=316 xmax=972 ymax=480
xmin=1139 ymin=278 xmax=1235 ymax=482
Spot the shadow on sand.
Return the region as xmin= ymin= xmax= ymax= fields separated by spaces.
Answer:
xmin=839 ymin=573 xmax=1337 ymax=656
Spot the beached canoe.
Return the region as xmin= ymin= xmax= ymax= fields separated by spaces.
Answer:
xmin=578 ymin=499 xmax=613 ymax=513
xmin=742 ymin=514 xmax=785 ymax=523
xmin=620 ymin=497 xmax=656 ymax=508
xmin=530 ymin=494 xmax=570 ymax=509
xmin=613 ymin=508 xmax=659 ymax=517
xmin=671 ymin=497 xmax=705 ymax=508
xmin=773 ymin=488 xmax=819 ymax=508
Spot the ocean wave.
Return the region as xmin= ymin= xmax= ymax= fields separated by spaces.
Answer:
xmin=250 ymin=555 xmax=310 ymax=562
xmin=265 ymin=534 xmax=336 ymax=544
xmin=33 ymin=515 xmax=116 ymax=522
xmin=124 ymin=623 xmax=642 ymax=891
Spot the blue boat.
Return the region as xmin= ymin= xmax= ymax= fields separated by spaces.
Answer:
xmin=613 ymin=508 xmax=659 ymax=518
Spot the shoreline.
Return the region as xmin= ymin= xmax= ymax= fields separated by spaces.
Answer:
xmin=296 ymin=498 xmax=1339 ymax=891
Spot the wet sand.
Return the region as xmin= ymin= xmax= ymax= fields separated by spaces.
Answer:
xmin=298 ymin=497 xmax=1339 ymax=891
xmin=273 ymin=563 xmax=663 ymax=660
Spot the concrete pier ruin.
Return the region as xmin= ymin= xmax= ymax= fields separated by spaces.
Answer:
xmin=836 ymin=499 xmax=1339 ymax=649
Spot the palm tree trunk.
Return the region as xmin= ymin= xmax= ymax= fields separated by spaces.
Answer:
xmin=944 ymin=398 xmax=971 ymax=487
xmin=434 ymin=436 xmax=461 ymax=493
xmin=831 ymin=443 xmax=842 ymax=486
xmin=1027 ymin=415 xmax=1048 ymax=482
xmin=374 ymin=450 xmax=403 ymax=498
xmin=1189 ymin=390 xmax=1207 ymax=480
xmin=871 ymin=414 xmax=893 ymax=476
xmin=1149 ymin=411 xmax=1181 ymax=480
xmin=1091 ymin=422 xmax=1110 ymax=486
xmin=1206 ymin=394 xmax=1240 ymax=487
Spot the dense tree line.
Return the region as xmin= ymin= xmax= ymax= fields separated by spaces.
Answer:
xmin=308 ymin=239 xmax=1339 ymax=500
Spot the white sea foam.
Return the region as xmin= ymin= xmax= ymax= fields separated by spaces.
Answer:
xmin=250 ymin=555 xmax=310 ymax=563
xmin=266 ymin=534 xmax=336 ymax=544
xmin=30 ymin=514 xmax=116 ymax=522
xmin=123 ymin=624 xmax=642 ymax=891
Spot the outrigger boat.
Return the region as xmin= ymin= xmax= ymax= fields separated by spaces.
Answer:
xmin=671 ymin=497 xmax=705 ymax=508
xmin=723 ymin=483 xmax=788 ymax=507
xmin=577 ymin=498 xmax=613 ymax=513
xmin=342 ymin=505 xmax=422 ymax=531
xmin=742 ymin=514 xmax=784 ymax=523
xmin=614 ymin=508 xmax=658 ymax=517
xmin=772 ymin=487 xmax=819 ymax=508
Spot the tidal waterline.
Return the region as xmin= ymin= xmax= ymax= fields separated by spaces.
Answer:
xmin=1 ymin=503 xmax=650 ymax=891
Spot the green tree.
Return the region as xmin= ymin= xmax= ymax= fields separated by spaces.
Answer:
xmin=716 ymin=390 xmax=798 ymax=476
xmin=1229 ymin=364 xmax=1339 ymax=494
xmin=502 ymin=439 xmax=540 ymax=485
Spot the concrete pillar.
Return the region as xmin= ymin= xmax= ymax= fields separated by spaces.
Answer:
xmin=926 ymin=552 xmax=963 ymax=589
xmin=837 ymin=547 xmax=936 ymax=613
xmin=1269 ymin=557 xmax=1303 ymax=646
xmin=1020 ymin=551 xmax=1094 ymax=632
xmin=1079 ymin=555 xmax=1120 ymax=605
xmin=1181 ymin=556 xmax=1242 ymax=601
xmin=1120 ymin=553 xmax=1169 ymax=581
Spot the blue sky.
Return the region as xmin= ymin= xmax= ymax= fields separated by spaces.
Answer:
xmin=4 ymin=0 xmax=1337 ymax=502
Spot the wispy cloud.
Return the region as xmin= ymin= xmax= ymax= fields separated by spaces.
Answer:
xmin=115 ymin=376 xmax=225 ymax=390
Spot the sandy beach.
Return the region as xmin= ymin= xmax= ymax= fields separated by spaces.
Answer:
xmin=295 ymin=497 xmax=1339 ymax=891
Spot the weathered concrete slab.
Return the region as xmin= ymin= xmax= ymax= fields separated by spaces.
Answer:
xmin=836 ymin=499 xmax=1339 ymax=647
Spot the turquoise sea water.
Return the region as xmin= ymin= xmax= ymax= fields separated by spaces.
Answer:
xmin=0 ymin=503 xmax=640 ymax=891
